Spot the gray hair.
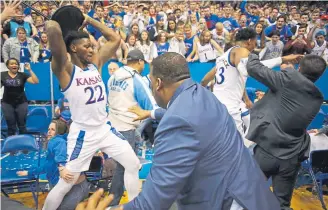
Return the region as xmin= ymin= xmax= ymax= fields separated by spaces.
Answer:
xmin=151 ymin=52 xmax=190 ymax=84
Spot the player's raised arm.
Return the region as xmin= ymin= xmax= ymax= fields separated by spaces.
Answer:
xmin=45 ymin=21 xmax=73 ymax=89
xmin=83 ymin=14 xmax=121 ymax=70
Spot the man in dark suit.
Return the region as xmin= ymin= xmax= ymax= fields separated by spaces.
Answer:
xmin=246 ymin=54 xmax=327 ymax=210
xmin=111 ymin=52 xmax=279 ymax=210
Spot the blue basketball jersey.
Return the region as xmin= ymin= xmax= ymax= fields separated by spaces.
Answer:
xmin=20 ymin=41 xmax=31 ymax=63
xmin=184 ymin=35 xmax=195 ymax=57
xmin=39 ymin=46 xmax=51 ymax=62
xmin=156 ymin=42 xmax=169 ymax=56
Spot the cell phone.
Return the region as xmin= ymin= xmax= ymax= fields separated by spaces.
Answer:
xmin=298 ymin=35 xmax=303 ymax=40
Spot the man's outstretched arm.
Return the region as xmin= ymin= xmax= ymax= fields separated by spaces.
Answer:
xmin=246 ymin=54 xmax=302 ymax=92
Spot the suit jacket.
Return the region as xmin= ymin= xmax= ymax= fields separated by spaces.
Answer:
xmin=124 ymin=79 xmax=279 ymax=210
xmin=246 ymin=54 xmax=324 ymax=160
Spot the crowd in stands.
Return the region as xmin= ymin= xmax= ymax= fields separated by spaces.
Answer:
xmin=1 ymin=0 xmax=328 ymax=65
xmin=1 ymin=1 xmax=328 ymax=210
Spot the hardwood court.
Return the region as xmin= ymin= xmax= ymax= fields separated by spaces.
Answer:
xmin=4 ymin=186 xmax=328 ymax=210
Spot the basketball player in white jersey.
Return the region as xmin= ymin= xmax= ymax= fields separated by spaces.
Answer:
xmin=43 ymin=15 xmax=140 ymax=210
xmin=202 ymin=28 xmax=301 ymax=145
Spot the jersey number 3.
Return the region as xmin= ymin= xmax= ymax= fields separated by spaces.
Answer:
xmin=84 ymin=85 xmax=105 ymax=105
xmin=216 ymin=67 xmax=225 ymax=84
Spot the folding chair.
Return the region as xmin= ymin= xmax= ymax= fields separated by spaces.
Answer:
xmin=303 ymin=149 xmax=328 ymax=210
xmin=26 ymin=107 xmax=49 ymax=135
xmin=86 ymin=156 xmax=103 ymax=181
xmin=84 ymin=156 xmax=107 ymax=192
xmin=1 ymin=135 xmax=41 ymax=210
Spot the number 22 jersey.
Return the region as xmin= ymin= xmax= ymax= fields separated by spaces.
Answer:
xmin=213 ymin=47 xmax=248 ymax=113
xmin=62 ymin=64 xmax=107 ymax=127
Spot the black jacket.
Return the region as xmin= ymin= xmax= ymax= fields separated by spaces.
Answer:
xmin=246 ymin=54 xmax=323 ymax=160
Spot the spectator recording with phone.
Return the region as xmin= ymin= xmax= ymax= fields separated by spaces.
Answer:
xmin=1 ymin=59 xmax=39 ymax=136
xmin=283 ymin=24 xmax=312 ymax=56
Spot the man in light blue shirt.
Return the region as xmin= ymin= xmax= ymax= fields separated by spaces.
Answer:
xmin=107 ymin=49 xmax=163 ymax=205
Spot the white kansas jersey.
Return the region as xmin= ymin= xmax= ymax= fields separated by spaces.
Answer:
xmin=213 ymin=47 xmax=248 ymax=113
xmin=62 ymin=64 xmax=107 ymax=127
xmin=197 ymin=42 xmax=217 ymax=63
xmin=311 ymin=40 xmax=327 ymax=57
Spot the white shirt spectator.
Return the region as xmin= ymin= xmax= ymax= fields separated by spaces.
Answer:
xmin=211 ymin=28 xmax=229 ymax=49
xmin=169 ymin=37 xmax=186 ymax=56
xmin=123 ymin=12 xmax=138 ymax=28
xmin=136 ymin=41 xmax=157 ymax=62
xmin=260 ymin=40 xmax=284 ymax=60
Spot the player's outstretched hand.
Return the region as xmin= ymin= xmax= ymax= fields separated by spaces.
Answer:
xmin=282 ymin=54 xmax=304 ymax=64
xmin=128 ymin=105 xmax=151 ymax=122
xmin=76 ymin=189 xmax=123 ymax=210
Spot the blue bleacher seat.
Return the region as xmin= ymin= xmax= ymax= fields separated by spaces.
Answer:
xmin=1 ymin=135 xmax=41 ymax=209
xmin=26 ymin=107 xmax=49 ymax=134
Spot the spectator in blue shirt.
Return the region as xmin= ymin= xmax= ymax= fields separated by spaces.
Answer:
xmin=264 ymin=15 xmax=293 ymax=44
xmin=109 ymin=3 xmax=125 ymax=18
xmin=2 ymin=10 xmax=36 ymax=41
xmin=219 ymin=4 xmax=239 ymax=32
xmin=55 ymin=97 xmax=71 ymax=122
xmin=87 ymin=6 xmax=108 ymax=40
xmin=266 ymin=7 xmax=279 ymax=26
xmin=188 ymin=1 xmax=200 ymax=21
xmin=2 ymin=27 xmax=39 ymax=63
xmin=203 ymin=6 xmax=220 ymax=30
xmin=38 ymin=32 xmax=51 ymax=63
xmin=84 ymin=0 xmax=95 ymax=18
xmin=240 ymin=1 xmax=260 ymax=26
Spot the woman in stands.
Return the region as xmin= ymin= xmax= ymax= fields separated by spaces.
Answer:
xmin=166 ymin=18 xmax=177 ymax=40
xmin=154 ymin=32 xmax=170 ymax=57
xmin=125 ymin=34 xmax=139 ymax=52
xmin=128 ymin=23 xmax=140 ymax=42
xmin=195 ymin=30 xmax=223 ymax=63
xmin=1 ymin=58 xmax=39 ymax=136
xmin=136 ymin=30 xmax=156 ymax=63
xmin=253 ymin=22 xmax=266 ymax=54
xmin=187 ymin=14 xmax=199 ymax=36
xmin=2 ymin=27 xmax=39 ymax=63
xmin=17 ymin=119 xmax=90 ymax=210
xmin=38 ymin=32 xmax=51 ymax=63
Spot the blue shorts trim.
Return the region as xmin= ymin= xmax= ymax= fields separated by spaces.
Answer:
xmin=106 ymin=121 xmax=126 ymax=140
xmin=69 ymin=130 xmax=85 ymax=161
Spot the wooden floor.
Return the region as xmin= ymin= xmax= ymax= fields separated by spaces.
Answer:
xmin=5 ymin=186 xmax=328 ymax=210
